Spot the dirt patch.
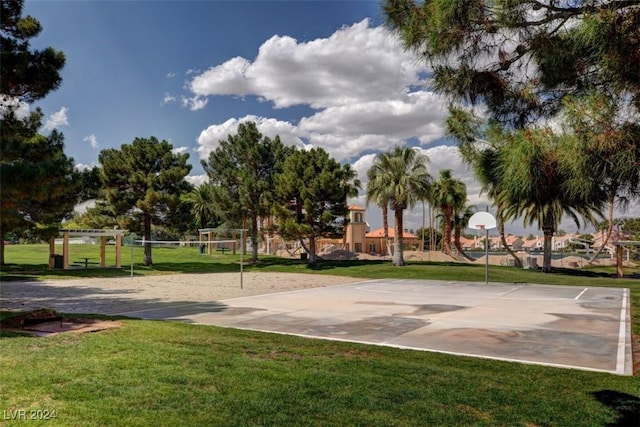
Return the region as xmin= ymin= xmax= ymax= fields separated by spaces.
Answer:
xmin=1 ymin=309 xmax=121 ymax=337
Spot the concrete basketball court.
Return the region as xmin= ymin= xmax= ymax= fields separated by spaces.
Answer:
xmin=120 ymin=279 xmax=632 ymax=375
xmin=2 ymin=277 xmax=632 ymax=375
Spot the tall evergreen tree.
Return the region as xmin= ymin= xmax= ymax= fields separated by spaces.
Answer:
xmin=1 ymin=0 xmax=65 ymax=103
xmin=274 ymin=147 xmax=357 ymax=264
xmin=98 ymin=137 xmax=191 ymax=266
xmin=0 ymin=0 xmax=74 ymax=265
xmin=201 ymin=122 xmax=287 ymax=262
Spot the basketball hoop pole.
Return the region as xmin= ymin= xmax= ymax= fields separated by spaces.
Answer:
xmin=481 ymin=226 xmax=488 ymax=285
xmin=468 ymin=210 xmax=496 ymax=286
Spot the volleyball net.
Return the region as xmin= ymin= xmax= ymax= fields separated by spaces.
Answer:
xmin=128 ymin=228 xmax=248 ymax=287
xmin=134 ymin=238 xmax=238 ymax=254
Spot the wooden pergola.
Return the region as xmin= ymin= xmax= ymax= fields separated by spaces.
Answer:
xmin=198 ymin=228 xmax=239 ymax=255
xmin=49 ymin=229 xmax=125 ymax=269
xmin=612 ymin=241 xmax=640 ymax=278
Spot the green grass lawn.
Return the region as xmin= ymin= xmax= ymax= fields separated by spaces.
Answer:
xmin=1 ymin=244 xmax=639 ymax=426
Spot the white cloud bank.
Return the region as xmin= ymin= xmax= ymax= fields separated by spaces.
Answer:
xmin=185 ymin=19 xmax=487 ymax=231
xmin=185 ymin=19 xmax=614 ymax=234
xmin=190 ymin=20 xmax=448 ymax=162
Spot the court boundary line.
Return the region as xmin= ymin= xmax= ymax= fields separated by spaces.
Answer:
xmin=616 ymin=288 xmax=629 ymax=374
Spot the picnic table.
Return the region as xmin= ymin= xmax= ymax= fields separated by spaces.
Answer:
xmin=73 ymin=257 xmax=98 ymax=268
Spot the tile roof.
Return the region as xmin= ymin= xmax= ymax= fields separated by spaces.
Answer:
xmin=366 ymin=227 xmax=418 ymax=239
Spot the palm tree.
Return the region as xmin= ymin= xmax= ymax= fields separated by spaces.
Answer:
xmin=367 ymin=146 xmax=431 ymax=266
xmin=341 ymin=164 xmax=361 ymax=249
xmin=447 ymin=108 xmax=523 ymax=267
xmin=183 ymin=183 xmax=216 ymax=229
xmin=453 ymin=204 xmax=476 ymax=261
xmin=561 ymin=94 xmax=640 ymax=264
xmin=497 ymin=129 xmax=604 ymax=272
xmin=366 ymin=153 xmax=393 ymax=256
xmin=431 ymin=170 xmax=467 ymax=256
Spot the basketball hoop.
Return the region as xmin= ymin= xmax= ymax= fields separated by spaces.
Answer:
xmin=468 ymin=211 xmax=497 ymax=285
xmin=468 ymin=212 xmax=496 ymax=231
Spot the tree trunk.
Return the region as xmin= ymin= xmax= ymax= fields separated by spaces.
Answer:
xmin=342 ymin=199 xmax=349 ymax=250
xmin=420 ymin=201 xmax=425 ymax=252
xmin=429 ymin=207 xmax=435 ymax=251
xmin=143 ymin=213 xmax=152 ymax=266
xmin=542 ymin=222 xmax=554 ymax=273
xmin=392 ymin=208 xmax=404 ymax=266
xmin=242 ymin=217 xmax=247 ymax=256
xmin=454 ymin=224 xmax=474 ymax=261
xmin=250 ymin=214 xmax=259 ymax=263
xmin=589 ymin=193 xmax=615 ymax=264
xmin=0 ymin=230 xmax=5 ymax=266
xmin=382 ymin=204 xmax=389 ymax=256
xmin=442 ymin=207 xmax=453 ymax=255
xmin=499 ymin=216 xmax=522 ymax=268
xmin=308 ymin=235 xmax=317 ymax=264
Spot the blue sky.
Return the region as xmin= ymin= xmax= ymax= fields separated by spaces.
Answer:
xmin=23 ymin=0 xmax=615 ymax=235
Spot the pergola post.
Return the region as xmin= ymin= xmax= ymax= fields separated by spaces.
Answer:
xmin=48 ymin=238 xmax=55 ymax=268
xmin=63 ymin=231 xmax=70 ymax=269
xmin=54 ymin=229 xmax=125 ymax=269
xmin=115 ymin=234 xmax=122 ymax=268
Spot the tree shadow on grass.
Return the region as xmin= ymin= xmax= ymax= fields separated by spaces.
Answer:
xmin=305 ymin=259 xmax=389 ymax=271
xmin=0 ymin=280 xmax=230 ymax=328
xmin=548 ymin=267 xmax=615 ymax=278
xmin=591 ymin=390 xmax=640 ymax=427
xmin=0 ymin=262 xmax=242 ymax=281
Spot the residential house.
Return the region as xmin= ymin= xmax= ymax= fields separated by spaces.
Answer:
xmin=364 ymin=227 xmax=419 ymax=255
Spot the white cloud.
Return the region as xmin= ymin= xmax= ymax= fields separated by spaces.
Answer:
xmin=190 ymin=56 xmax=253 ymax=97
xmin=190 ymin=20 xmax=446 ymax=164
xmin=83 ymin=134 xmax=99 ymax=149
xmin=196 ymin=115 xmax=306 ymax=159
xmin=166 ymin=72 xmax=176 ymax=78
xmin=297 ymin=92 xmax=449 ymax=161
xmin=74 ymin=199 xmax=96 ymax=214
xmin=44 ymin=107 xmax=69 ymax=131
xmin=186 ymin=20 xmax=520 ymax=233
xmin=162 ymin=93 xmax=177 ymax=104
xmin=188 ymin=19 xmax=426 ymax=109
xmin=0 ymin=95 xmax=30 ymax=119
xmin=182 ymin=95 xmax=208 ymax=111
xmin=172 ymin=146 xmax=189 ymax=155
xmin=75 ymin=162 xmax=95 ymax=172
xmin=185 ymin=174 xmax=207 ymax=187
